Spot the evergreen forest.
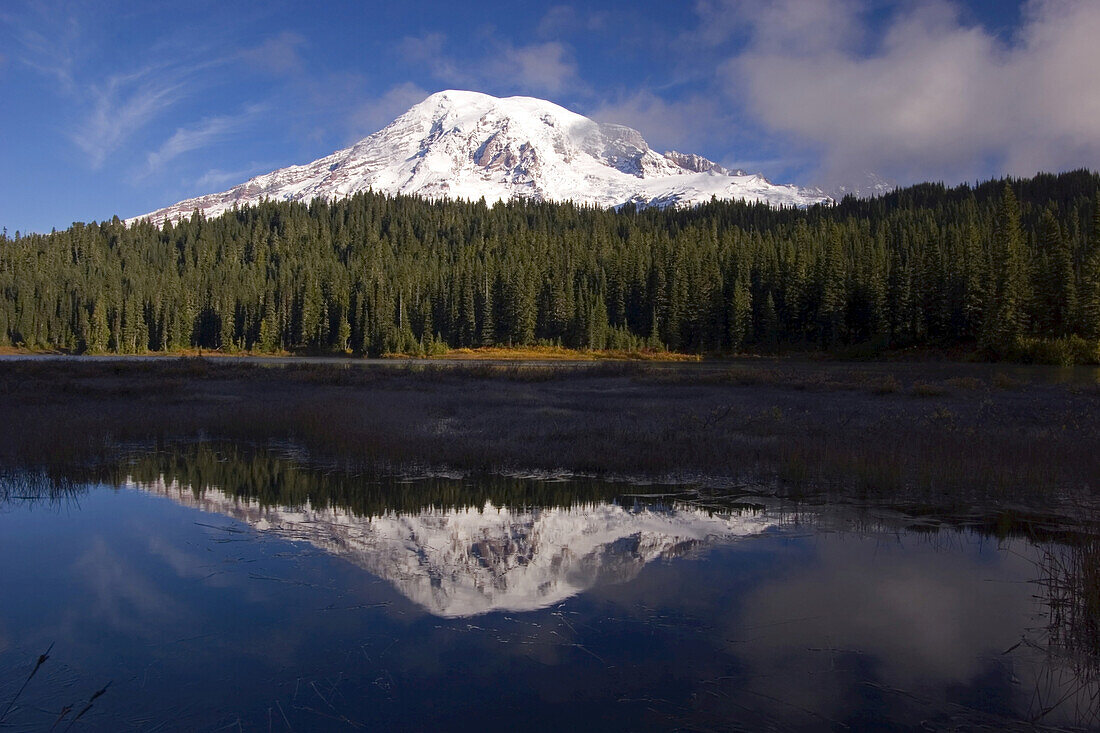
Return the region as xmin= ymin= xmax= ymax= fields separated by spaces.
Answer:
xmin=2 ymin=170 xmax=1100 ymax=362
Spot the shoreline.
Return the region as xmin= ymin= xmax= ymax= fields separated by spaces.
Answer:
xmin=1 ymin=340 xmax=1095 ymax=366
xmin=0 ymin=357 xmax=1097 ymax=508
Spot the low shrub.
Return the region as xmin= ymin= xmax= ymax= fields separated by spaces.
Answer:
xmin=999 ymin=336 xmax=1100 ymax=366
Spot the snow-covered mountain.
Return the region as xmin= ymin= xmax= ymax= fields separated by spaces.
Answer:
xmin=820 ymin=171 xmax=897 ymax=201
xmin=129 ymin=90 xmax=831 ymax=226
xmin=130 ymin=477 xmax=777 ymax=617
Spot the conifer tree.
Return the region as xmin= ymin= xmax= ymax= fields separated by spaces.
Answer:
xmin=88 ymin=302 xmax=110 ymax=353
xmin=0 ymin=171 xmax=1098 ymax=360
xmin=1079 ymin=191 xmax=1100 ymax=339
xmin=759 ymin=291 xmax=779 ymax=352
xmin=1036 ymin=208 xmax=1075 ymax=337
xmin=219 ymin=299 xmax=235 ymax=351
xmin=981 ymin=184 xmax=1029 ymax=349
xmin=259 ymin=294 xmax=278 ymax=352
xmin=817 ymin=228 xmax=846 ymax=347
xmin=478 ymin=272 xmax=495 ymax=347
xmin=960 ymin=217 xmax=987 ymax=338
xmin=727 ymin=276 xmax=752 ymax=351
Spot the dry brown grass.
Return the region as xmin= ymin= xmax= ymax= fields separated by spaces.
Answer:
xmin=386 ymin=345 xmax=701 ymax=361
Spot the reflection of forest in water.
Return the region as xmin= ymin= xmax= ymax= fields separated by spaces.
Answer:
xmin=2 ymin=440 xmax=1099 ymax=728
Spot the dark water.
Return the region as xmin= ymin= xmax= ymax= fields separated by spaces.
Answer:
xmin=0 ymin=448 xmax=1097 ymax=731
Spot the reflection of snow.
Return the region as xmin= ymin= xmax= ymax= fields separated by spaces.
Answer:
xmin=128 ymin=477 xmax=776 ymax=617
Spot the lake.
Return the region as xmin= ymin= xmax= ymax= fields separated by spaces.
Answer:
xmin=1 ymin=444 xmax=1096 ymax=731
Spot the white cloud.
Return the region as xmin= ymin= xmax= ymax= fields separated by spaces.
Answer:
xmin=715 ymin=0 xmax=1100 ymax=184
xmin=588 ymin=90 xmax=732 ymax=155
xmin=693 ymin=0 xmax=866 ymax=51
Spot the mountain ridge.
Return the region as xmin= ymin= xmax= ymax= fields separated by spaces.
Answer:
xmin=129 ymin=90 xmax=831 ymax=225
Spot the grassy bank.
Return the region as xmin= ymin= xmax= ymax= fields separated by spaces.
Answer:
xmin=2 ymin=337 xmax=1098 ymax=364
xmin=0 ymin=344 xmax=700 ymax=361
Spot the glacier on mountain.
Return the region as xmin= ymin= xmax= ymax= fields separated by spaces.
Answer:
xmin=129 ymin=90 xmax=831 ymax=226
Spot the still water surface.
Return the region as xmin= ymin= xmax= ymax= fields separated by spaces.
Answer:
xmin=0 ymin=447 xmax=1096 ymax=731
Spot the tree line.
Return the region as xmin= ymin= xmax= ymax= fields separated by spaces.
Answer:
xmin=2 ymin=170 xmax=1099 ymax=360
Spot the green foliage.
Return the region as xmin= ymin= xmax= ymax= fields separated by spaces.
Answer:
xmin=980 ymin=184 xmax=1029 ymax=349
xmin=1 ymin=172 xmax=1099 ymax=358
xmin=982 ymin=335 xmax=1099 ymax=365
xmin=1079 ymin=191 xmax=1100 ymax=339
xmin=1035 ymin=208 xmax=1076 ymax=337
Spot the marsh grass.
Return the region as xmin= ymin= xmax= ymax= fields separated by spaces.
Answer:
xmin=1025 ymin=524 xmax=1100 ymax=727
xmin=0 ymin=643 xmax=51 ymax=725
xmin=397 ymin=345 xmax=701 ymax=362
xmin=0 ymin=643 xmax=109 ymax=732
xmin=0 ymin=358 xmax=1097 ymax=511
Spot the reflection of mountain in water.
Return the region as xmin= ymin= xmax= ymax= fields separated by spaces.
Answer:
xmin=129 ymin=477 xmax=776 ymax=617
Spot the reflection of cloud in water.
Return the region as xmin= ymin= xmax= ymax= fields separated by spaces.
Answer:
xmin=74 ymin=536 xmax=178 ymax=631
xmin=128 ymin=478 xmax=777 ymax=617
xmin=731 ymin=535 xmax=1042 ymax=726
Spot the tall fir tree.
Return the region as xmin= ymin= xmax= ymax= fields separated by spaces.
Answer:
xmin=981 ymin=184 xmax=1029 ymax=350
xmin=1035 ymin=208 xmax=1075 ymax=337
xmin=1079 ymin=191 xmax=1100 ymax=339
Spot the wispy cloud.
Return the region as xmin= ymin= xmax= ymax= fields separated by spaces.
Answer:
xmin=396 ymin=33 xmax=581 ymax=95
xmin=239 ymin=31 xmax=306 ymax=76
xmin=73 ymin=69 xmax=187 ymax=168
xmin=8 ymin=2 xmax=239 ymax=169
xmin=490 ymin=41 xmax=578 ymax=94
xmin=194 ymin=161 xmax=275 ymax=190
xmin=536 ymin=6 xmax=607 ymax=38
xmin=396 ymin=33 xmax=469 ymax=85
xmin=346 ymin=81 xmax=431 ymax=140
xmin=11 ymin=14 xmax=81 ymax=92
xmin=142 ymin=103 xmax=267 ymax=177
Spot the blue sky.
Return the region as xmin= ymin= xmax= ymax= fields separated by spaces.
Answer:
xmin=2 ymin=0 xmax=1098 ymax=233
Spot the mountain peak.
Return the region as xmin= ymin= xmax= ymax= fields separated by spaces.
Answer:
xmin=129 ymin=91 xmax=831 ymax=225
